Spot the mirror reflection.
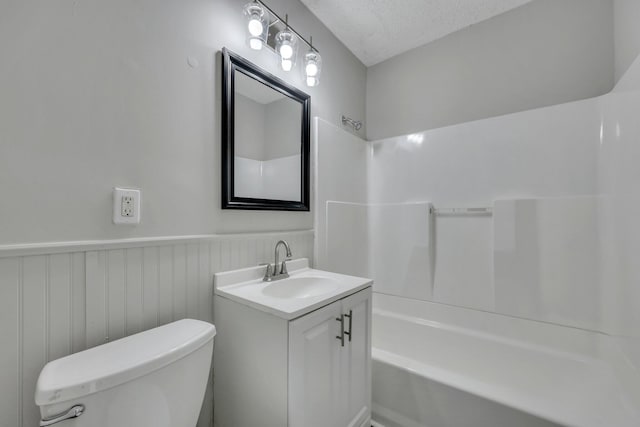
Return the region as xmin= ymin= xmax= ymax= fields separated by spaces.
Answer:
xmin=233 ymin=71 xmax=302 ymax=202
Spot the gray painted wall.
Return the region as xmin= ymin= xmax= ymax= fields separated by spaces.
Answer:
xmin=234 ymin=95 xmax=302 ymax=161
xmin=366 ymin=0 xmax=615 ymax=140
xmin=234 ymin=94 xmax=267 ymax=160
xmin=614 ymin=0 xmax=640 ymax=82
xmin=4 ymin=0 xmax=636 ymax=245
xmin=0 ymin=0 xmax=366 ymax=244
xmin=264 ymin=97 xmax=303 ymax=160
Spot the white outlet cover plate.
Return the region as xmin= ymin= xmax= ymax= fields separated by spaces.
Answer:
xmin=113 ymin=187 xmax=141 ymax=225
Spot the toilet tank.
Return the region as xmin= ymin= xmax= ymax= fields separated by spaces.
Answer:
xmin=35 ymin=319 xmax=216 ymax=427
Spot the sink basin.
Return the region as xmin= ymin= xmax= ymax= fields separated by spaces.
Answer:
xmin=214 ymin=258 xmax=372 ymax=319
xmin=262 ymin=276 xmax=339 ymax=299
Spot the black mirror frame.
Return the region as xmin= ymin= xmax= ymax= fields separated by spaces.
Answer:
xmin=221 ymin=48 xmax=311 ymax=211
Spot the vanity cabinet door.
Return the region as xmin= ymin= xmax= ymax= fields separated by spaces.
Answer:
xmin=289 ymin=300 xmax=343 ymax=427
xmin=339 ymin=288 xmax=372 ymax=427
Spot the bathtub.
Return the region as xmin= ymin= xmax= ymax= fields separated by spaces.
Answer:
xmin=371 ymin=293 xmax=640 ymax=427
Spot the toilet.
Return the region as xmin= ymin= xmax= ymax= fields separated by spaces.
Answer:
xmin=35 ymin=319 xmax=216 ymax=427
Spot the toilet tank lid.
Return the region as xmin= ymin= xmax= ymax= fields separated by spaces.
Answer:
xmin=35 ymin=319 xmax=216 ymax=406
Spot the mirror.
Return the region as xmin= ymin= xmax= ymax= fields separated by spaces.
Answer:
xmin=221 ymin=48 xmax=310 ymax=211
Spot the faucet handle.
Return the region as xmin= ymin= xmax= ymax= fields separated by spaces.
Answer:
xmin=280 ymin=260 xmax=289 ymax=275
xmin=261 ymin=263 xmax=273 ymax=281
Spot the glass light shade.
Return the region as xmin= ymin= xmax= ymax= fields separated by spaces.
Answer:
xmin=243 ymin=2 xmax=268 ymax=51
xmin=249 ymin=37 xmax=263 ymax=50
xmin=279 ymin=42 xmax=293 ymax=59
xmin=305 ymin=62 xmax=318 ymax=77
xmin=281 ymin=59 xmax=293 ymax=71
xmin=275 ymin=29 xmax=297 ymax=71
xmin=304 ymin=49 xmax=322 ymax=86
xmin=247 ymin=16 xmax=263 ymax=36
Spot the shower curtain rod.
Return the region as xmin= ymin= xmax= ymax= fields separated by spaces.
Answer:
xmin=341 ymin=115 xmax=363 ymax=131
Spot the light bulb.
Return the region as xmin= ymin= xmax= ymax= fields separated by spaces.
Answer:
xmin=279 ymin=43 xmax=293 ymax=59
xmin=248 ymin=17 xmax=263 ymax=36
xmin=281 ymin=59 xmax=293 ymax=71
xmin=304 ymin=49 xmax=321 ymax=85
xmin=305 ymin=62 xmax=318 ymax=77
xmin=249 ymin=37 xmax=263 ymax=50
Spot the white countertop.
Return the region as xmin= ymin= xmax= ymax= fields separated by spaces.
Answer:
xmin=214 ymin=258 xmax=373 ymax=320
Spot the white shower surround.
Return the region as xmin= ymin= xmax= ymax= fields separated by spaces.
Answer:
xmin=234 ymin=155 xmax=302 ymax=201
xmin=372 ymin=294 xmax=640 ymax=427
xmin=314 ymin=57 xmax=640 ymax=426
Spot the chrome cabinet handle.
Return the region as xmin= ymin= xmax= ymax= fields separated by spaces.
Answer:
xmin=40 ymin=405 xmax=84 ymax=426
xmin=344 ymin=310 xmax=353 ymax=342
xmin=335 ymin=315 xmax=345 ymax=347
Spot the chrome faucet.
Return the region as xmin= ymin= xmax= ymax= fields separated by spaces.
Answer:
xmin=263 ymin=240 xmax=292 ymax=281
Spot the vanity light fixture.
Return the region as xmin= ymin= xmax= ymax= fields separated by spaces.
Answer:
xmin=241 ymin=1 xmax=321 ymax=87
xmin=275 ymin=15 xmax=297 ymax=72
xmin=243 ymin=1 xmax=268 ymax=50
xmin=303 ymin=37 xmax=322 ymax=87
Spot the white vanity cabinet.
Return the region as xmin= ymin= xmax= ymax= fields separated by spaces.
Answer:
xmin=289 ymin=288 xmax=371 ymax=427
xmin=214 ymin=278 xmax=371 ymax=427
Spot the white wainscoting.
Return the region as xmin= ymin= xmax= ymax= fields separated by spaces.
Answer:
xmin=0 ymin=230 xmax=314 ymax=427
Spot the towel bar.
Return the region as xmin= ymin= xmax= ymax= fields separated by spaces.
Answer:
xmin=430 ymin=207 xmax=493 ymax=216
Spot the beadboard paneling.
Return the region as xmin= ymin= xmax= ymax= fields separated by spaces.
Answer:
xmin=0 ymin=253 xmax=86 ymax=427
xmin=0 ymin=257 xmax=21 ymax=427
xmin=0 ymin=230 xmax=313 ymax=427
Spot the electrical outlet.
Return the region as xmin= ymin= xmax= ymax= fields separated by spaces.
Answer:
xmin=113 ymin=188 xmax=141 ymax=225
xmin=121 ymin=196 xmax=134 ymax=217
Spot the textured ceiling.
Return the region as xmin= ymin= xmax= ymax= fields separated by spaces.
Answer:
xmin=301 ymin=0 xmax=534 ymax=66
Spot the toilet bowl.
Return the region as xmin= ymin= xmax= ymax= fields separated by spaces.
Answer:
xmin=35 ymin=319 xmax=216 ymax=427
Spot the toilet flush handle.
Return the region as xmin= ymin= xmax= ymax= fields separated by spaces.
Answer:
xmin=40 ymin=404 xmax=85 ymax=426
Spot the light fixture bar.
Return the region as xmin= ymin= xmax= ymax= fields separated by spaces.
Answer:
xmin=256 ymin=0 xmax=320 ymax=53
